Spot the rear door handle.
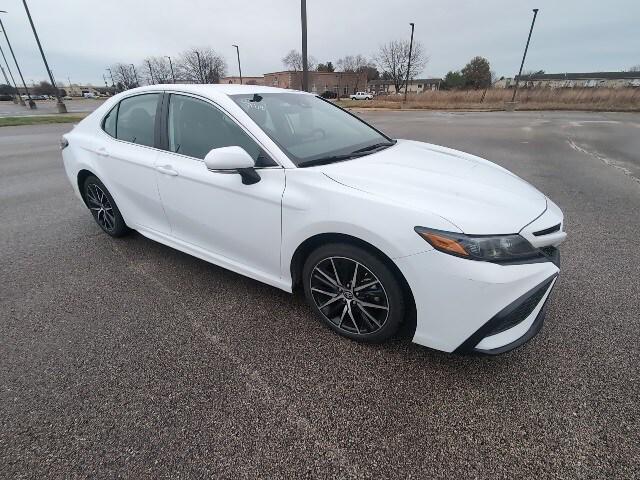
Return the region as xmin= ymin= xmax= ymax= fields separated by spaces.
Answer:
xmin=156 ymin=165 xmax=178 ymax=176
xmin=96 ymin=147 xmax=109 ymax=157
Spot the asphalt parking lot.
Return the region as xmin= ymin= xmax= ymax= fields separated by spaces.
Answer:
xmin=0 ymin=98 xmax=105 ymax=117
xmin=1 ymin=111 xmax=639 ymax=478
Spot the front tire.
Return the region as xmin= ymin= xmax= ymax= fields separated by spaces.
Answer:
xmin=303 ymin=243 xmax=405 ymax=343
xmin=82 ymin=175 xmax=130 ymax=237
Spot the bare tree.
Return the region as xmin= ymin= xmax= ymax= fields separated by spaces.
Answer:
xmin=376 ymin=40 xmax=428 ymax=93
xmin=629 ymin=65 xmax=640 ymax=72
xmin=111 ymin=63 xmax=138 ymax=90
xmin=282 ymin=49 xmax=316 ymax=71
xmin=141 ymin=56 xmax=173 ymax=85
xmin=337 ymin=54 xmax=376 ymax=91
xmin=178 ymin=47 xmax=227 ymax=84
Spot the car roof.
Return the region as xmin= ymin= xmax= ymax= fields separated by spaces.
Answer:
xmin=125 ymin=83 xmax=310 ymax=100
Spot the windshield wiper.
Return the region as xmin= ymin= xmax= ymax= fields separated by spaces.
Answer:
xmin=351 ymin=140 xmax=396 ymax=154
xmin=298 ymin=153 xmax=361 ymax=168
xmin=298 ymin=140 xmax=397 ymax=168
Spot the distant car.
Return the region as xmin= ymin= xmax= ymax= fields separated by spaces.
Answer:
xmin=0 ymin=94 xmax=13 ymax=101
xmin=83 ymin=92 xmax=99 ymax=99
xmin=320 ymin=90 xmax=337 ymax=99
xmin=61 ymin=84 xmax=566 ymax=355
xmin=350 ymin=91 xmax=373 ymax=100
xmin=63 ymin=96 xmax=73 ymax=100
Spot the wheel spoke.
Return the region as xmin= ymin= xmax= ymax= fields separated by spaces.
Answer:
xmin=311 ymin=287 xmax=336 ymax=297
xmin=330 ymin=258 xmax=342 ymax=286
xmin=355 ymin=303 xmax=381 ymax=328
xmin=347 ymin=306 xmax=360 ymax=334
xmin=351 ymin=262 xmax=359 ymax=289
xmin=315 ymin=268 xmax=338 ymax=288
xmin=318 ymin=295 xmax=343 ymax=309
xmin=358 ymin=300 xmax=388 ymax=310
xmin=338 ymin=304 xmax=348 ymax=327
xmin=354 ymin=279 xmax=379 ymax=292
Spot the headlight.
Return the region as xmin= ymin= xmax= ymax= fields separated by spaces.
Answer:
xmin=414 ymin=227 xmax=542 ymax=263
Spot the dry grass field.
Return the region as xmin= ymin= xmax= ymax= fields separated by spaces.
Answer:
xmin=338 ymin=88 xmax=640 ymax=111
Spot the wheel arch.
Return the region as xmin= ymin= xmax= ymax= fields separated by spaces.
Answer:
xmin=289 ymin=232 xmax=416 ymax=331
xmin=77 ymin=169 xmax=95 ymax=205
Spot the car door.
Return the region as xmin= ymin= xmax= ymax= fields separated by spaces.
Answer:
xmin=96 ymin=92 xmax=171 ymax=234
xmin=154 ymin=93 xmax=285 ymax=279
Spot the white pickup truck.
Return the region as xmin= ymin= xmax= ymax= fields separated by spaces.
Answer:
xmin=349 ymin=91 xmax=373 ymax=100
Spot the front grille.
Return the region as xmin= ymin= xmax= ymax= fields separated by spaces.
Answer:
xmin=533 ymin=223 xmax=561 ymax=236
xmin=487 ymin=285 xmax=549 ymax=336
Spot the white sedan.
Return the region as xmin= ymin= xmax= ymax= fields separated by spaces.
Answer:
xmin=61 ymin=85 xmax=566 ymax=354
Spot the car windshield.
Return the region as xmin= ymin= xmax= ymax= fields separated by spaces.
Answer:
xmin=231 ymin=92 xmax=394 ymax=167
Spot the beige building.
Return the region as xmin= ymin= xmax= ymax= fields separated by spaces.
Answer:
xmin=368 ymin=78 xmax=442 ymax=95
xmin=221 ymin=76 xmax=265 ymax=86
xmin=263 ymin=71 xmax=367 ymax=97
xmin=494 ymin=72 xmax=640 ymax=89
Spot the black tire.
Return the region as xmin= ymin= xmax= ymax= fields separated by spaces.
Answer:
xmin=82 ymin=175 xmax=130 ymax=237
xmin=303 ymin=243 xmax=405 ymax=343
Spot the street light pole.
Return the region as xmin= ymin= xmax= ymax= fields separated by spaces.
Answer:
xmin=404 ymin=22 xmax=415 ymax=103
xmin=0 ymin=41 xmax=20 ymax=103
xmin=166 ymin=56 xmax=175 ymax=83
xmin=0 ymin=12 xmax=34 ymax=108
xmin=232 ymin=44 xmax=242 ymax=84
xmin=300 ymin=0 xmax=308 ymax=92
xmin=130 ymin=64 xmax=139 ymax=87
xmin=511 ymin=8 xmax=539 ymax=103
xmin=21 ymin=0 xmax=66 ymax=112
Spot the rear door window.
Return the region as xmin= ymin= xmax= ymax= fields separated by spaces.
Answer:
xmin=115 ymin=93 xmax=160 ymax=147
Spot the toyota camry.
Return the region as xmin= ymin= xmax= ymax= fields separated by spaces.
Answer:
xmin=61 ymin=85 xmax=566 ymax=354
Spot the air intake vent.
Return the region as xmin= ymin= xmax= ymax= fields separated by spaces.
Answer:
xmin=533 ymin=223 xmax=561 ymax=236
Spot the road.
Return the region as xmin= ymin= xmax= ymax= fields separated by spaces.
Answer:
xmin=1 ymin=112 xmax=638 ymax=479
xmin=0 ymin=98 xmax=105 ymax=117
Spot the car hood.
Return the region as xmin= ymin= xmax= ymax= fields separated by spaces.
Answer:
xmin=319 ymin=139 xmax=547 ymax=234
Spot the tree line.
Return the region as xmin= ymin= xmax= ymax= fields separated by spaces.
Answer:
xmin=109 ymin=47 xmax=227 ymax=90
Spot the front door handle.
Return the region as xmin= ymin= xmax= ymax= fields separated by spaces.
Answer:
xmin=156 ymin=165 xmax=178 ymax=176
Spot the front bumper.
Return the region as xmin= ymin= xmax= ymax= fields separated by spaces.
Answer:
xmin=457 ymin=274 xmax=557 ymax=355
xmin=394 ymin=248 xmax=560 ymax=354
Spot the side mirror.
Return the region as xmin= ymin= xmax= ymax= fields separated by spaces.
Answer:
xmin=203 ymin=146 xmax=261 ymax=185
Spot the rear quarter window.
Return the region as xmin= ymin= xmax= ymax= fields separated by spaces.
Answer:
xmin=102 ymin=104 xmax=118 ymax=137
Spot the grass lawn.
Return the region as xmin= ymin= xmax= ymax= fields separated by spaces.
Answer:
xmin=0 ymin=114 xmax=87 ymax=127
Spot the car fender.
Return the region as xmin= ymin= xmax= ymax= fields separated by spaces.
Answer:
xmin=280 ymin=169 xmax=459 ymax=286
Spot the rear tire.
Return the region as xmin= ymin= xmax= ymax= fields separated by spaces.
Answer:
xmin=303 ymin=243 xmax=405 ymax=343
xmin=82 ymin=175 xmax=130 ymax=237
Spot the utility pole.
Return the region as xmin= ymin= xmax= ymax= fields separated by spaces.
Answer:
xmin=130 ymin=64 xmax=139 ymax=87
xmin=166 ymin=56 xmax=175 ymax=83
xmin=404 ymin=22 xmax=415 ymax=102
xmin=0 ymin=12 xmax=34 ymax=108
xmin=0 ymin=42 xmax=20 ymax=103
xmin=300 ymin=0 xmax=308 ymax=92
xmin=146 ymin=59 xmax=154 ymax=85
xmin=195 ymin=51 xmax=204 ymax=83
xmin=21 ymin=0 xmax=66 ymax=112
xmin=232 ymin=44 xmax=242 ymax=84
xmin=511 ymin=8 xmax=539 ymax=102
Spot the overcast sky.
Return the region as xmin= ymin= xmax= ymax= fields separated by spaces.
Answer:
xmin=0 ymin=0 xmax=638 ymax=87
